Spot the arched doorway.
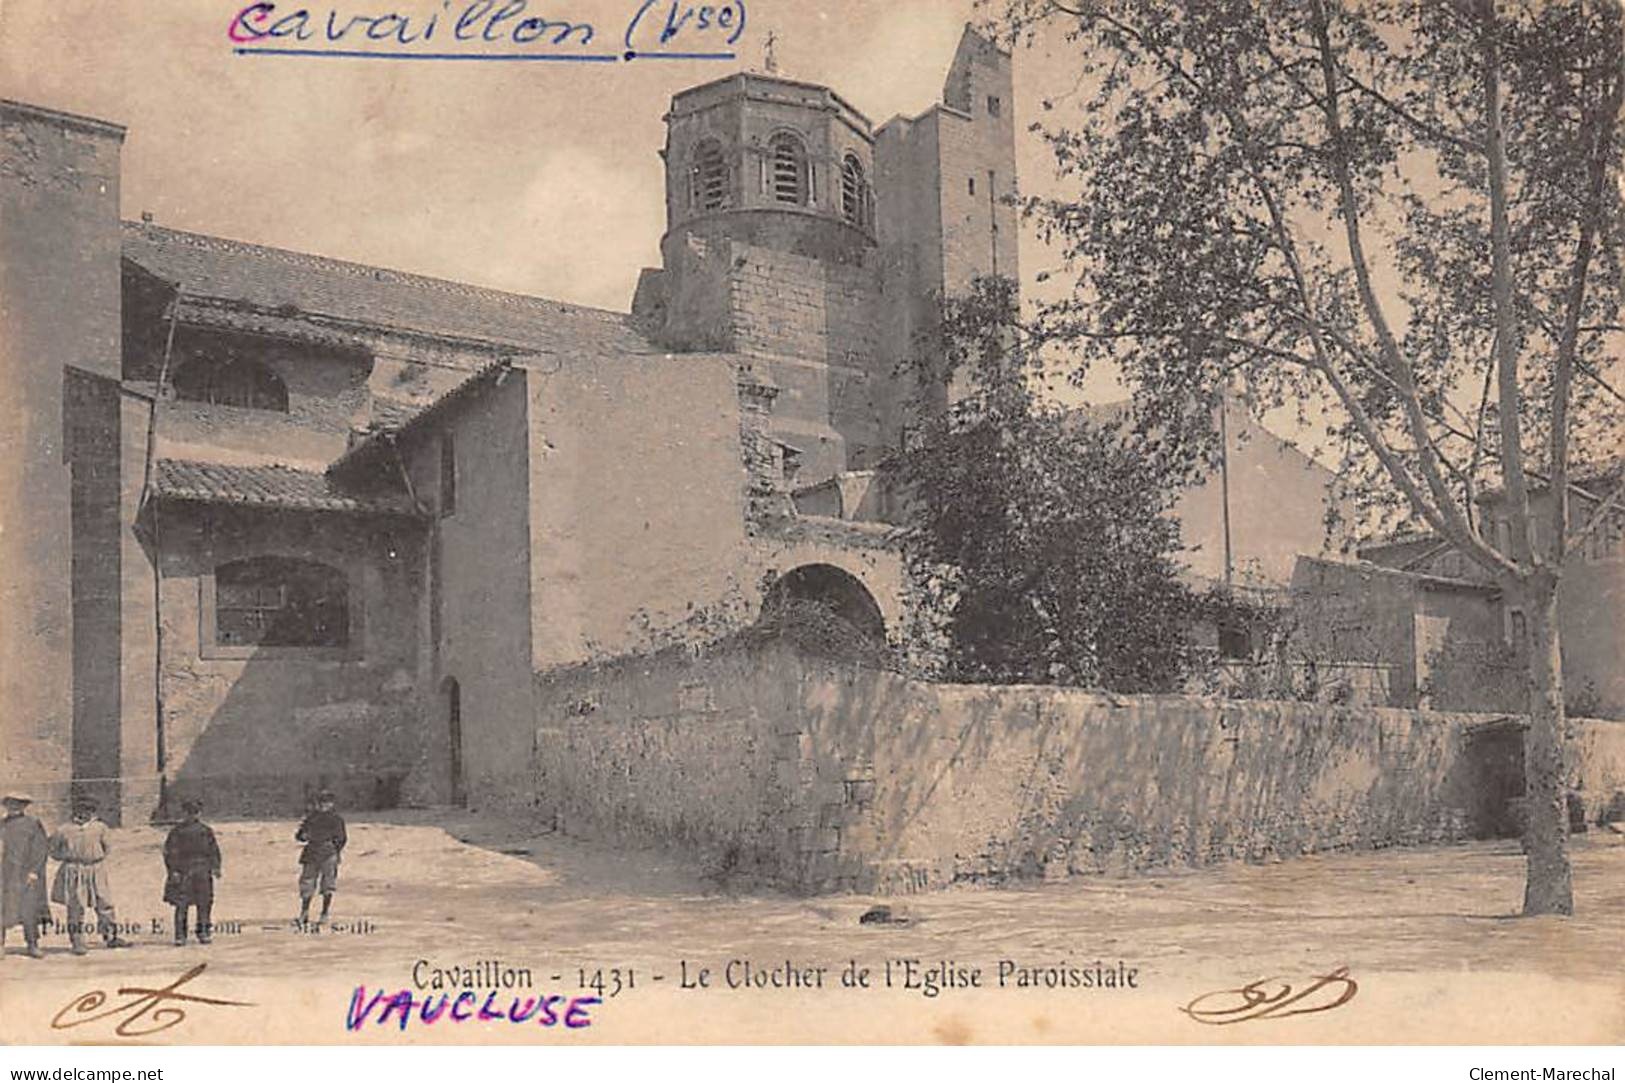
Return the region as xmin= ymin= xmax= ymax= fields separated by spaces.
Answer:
xmin=443 ymin=677 xmax=465 ymax=807
xmin=762 ymin=563 xmax=886 ymax=643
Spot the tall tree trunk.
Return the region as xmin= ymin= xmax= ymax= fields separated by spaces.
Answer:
xmin=1520 ymin=572 xmax=1573 ymax=916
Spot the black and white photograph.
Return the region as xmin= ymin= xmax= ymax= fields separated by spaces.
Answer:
xmin=0 ymin=0 xmax=1622 ymax=1061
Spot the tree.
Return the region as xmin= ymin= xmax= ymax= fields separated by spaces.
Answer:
xmin=899 ymin=276 xmax=1228 ymax=691
xmin=996 ymin=0 xmax=1624 ymax=914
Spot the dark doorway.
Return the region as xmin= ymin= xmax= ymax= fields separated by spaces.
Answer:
xmin=444 ymin=677 xmax=465 ymax=807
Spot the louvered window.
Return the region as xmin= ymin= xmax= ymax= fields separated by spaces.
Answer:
xmin=841 ymin=154 xmax=868 ymax=227
xmin=769 ymin=134 xmax=808 ymax=205
xmin=690 ymin=139 xmax=728 ymax=211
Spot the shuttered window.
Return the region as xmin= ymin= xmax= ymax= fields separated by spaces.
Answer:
xmin=769 ymin=134 xmax=808 ymax=205
xmin=690 ymin=139 xmax=729 ymax=211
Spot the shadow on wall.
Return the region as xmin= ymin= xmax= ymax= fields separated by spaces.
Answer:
xmin=163 ymin=645 xmax=428 ymax=819
xmin=530 ymin=635 xmax=1625 ymax=895
xmin=158 ymin=535 xmax=435 ymax=820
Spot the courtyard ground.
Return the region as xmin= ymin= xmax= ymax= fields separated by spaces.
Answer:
xmin=1 ymin=810 xmax=1621 ymax=1044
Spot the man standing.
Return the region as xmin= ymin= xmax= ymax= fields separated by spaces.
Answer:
xmin=163 ymin=798 xmax=221 ymax=946
xmin=50 ymin=796 xmax=131 ymax=955
xmin=295 ymin=790 xmax=346 ymax=926
xmin=1 ymin=792 xmax=49 ymax=960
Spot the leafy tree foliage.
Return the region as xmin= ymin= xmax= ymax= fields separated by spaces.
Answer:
xmin=899 ymin=276 xmax=1228 ymax=692
xmin=994 ymin=0 xmax=1623 ymax=914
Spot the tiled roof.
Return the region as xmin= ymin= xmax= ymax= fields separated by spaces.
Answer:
xmin=152 ymin=459 xmax=421 ymax=517
xmin=121 ymin=222 xmax=657 ymax=357
xmin=329 ymin=361 xmax=509 ymax=476
xmin=367 ymin=396 xmax=425 ymax=430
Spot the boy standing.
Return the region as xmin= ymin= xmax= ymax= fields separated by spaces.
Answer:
xmin=295 ymin=790 xmax=346 ymax=926
xmin=1 ymin=792 xmax=48 ymax=960
xmin=163 ymin=798 xmax=221 ymax=945
xmin=50 ymin=796 xmax=131 ymax=954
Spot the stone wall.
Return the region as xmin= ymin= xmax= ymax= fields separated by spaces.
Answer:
xmin=530 ymin=644 xmax=814 ymax=878
xmin=0 ymin=102 xmax=125 ymax=814
xmin=1575 ymin=718 xmax=1625 ymax=824
xmin=530 ymin=639 xmax=1625 ymax=895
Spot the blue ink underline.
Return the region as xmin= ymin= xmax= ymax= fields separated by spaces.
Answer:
xmin=233 ymin=47 xmax=736 ymax=61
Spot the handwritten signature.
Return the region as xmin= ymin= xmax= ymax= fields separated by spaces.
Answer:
xmin=1180 ymin=966 xmax=1358 ymax=1025
xmin=50 ymin=964 xmax=255 ymax=1038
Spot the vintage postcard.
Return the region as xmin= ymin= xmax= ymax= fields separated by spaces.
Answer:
xmin=1 ymin=0 xmax=1622 ymax=1051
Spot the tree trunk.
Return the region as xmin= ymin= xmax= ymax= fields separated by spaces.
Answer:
xmin=1520 ymin=573 xmax=1574 ymax=916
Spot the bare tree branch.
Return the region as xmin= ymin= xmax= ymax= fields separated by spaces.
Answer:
xmin=1340 ymin=70 xmax=1484 ymax=154
xmin=1310 ymin=0 xmax=1489 ymax=556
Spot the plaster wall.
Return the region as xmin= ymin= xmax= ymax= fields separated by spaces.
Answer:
xmin=524 ymin=352 xmax=749 ymax=670
xmin=0 ymin=103 xmax=124 ymax=805
xmin=404 ymin=370 xmax=535 ymax=809
xmin=151 ymin=505 xmax=426 ymax=815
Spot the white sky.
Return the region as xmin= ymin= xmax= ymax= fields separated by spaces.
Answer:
xmin=0 ymin=3 xmax=984 ymax=303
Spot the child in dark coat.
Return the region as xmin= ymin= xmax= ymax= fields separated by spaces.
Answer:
xmin=295 ymin=790 xmax=346 ymax=926
xmin=163 ymin=798 xmax=221 ymax=945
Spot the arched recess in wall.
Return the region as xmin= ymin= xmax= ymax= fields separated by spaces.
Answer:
xmin=442 ymin=676 xmax=466 ymax=807
xmin=762 ymin=563 xmax=886 ymax=643
xmin=172 ymin=355 xmax=289 ymax=412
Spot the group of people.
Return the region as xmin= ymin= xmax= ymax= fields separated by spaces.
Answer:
xmin=1 ymin=788 xmax=349 ymax=960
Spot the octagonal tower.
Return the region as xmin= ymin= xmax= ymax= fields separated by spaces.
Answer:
xmin=661 ymin=72 xmax=877 ymax=266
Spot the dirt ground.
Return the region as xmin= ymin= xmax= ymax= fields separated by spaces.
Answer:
xmin=2 ymin=811 xmax=1622 ymax=1045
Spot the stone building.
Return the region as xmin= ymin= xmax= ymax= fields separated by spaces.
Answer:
xmin=1289 ymin=474 xmax=1625 ymax=716
xmin=0 ymin=28 xmax=1017 ymax=822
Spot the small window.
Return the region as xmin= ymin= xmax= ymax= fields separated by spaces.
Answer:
xmin=840 ymin=153 xmax=868 ymax=227
xmin=986 ymin=95 xmax=1002 ymax=117
xmin=215 ymin=557 xmax=347 ymax=648
xmin=782 ymin=446 xmax=802 ymax=487
xmin=968 ymin=176 xmax=976 ymax=195
xmin=769 ymin=133 xmax=809 ymax=205
xmin=440 ymin=434 xmax=457 ymax=518
xmin=173 ymin=356 xmax=288 ymax=412
xmin=1507 ymin=608 xmax=1527 ymax=646
xmin=690 ymin=139 xmax=728 ymax=211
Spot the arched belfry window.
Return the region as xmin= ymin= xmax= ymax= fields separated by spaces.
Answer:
xmin=214 ymin=556 xmax=348 ymax=648
xmin=689 ymin=139 xmax=729 ymax=211
xmin=768 ymin=133 xmax=809 ymax=206
xmin=841 ymin=154 xmax=871 ymax=229
xmin=173 ymin=355 xmax=288 ymax=412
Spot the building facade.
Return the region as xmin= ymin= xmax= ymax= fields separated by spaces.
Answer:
xmin=1293 ymin=477 xmax=1625 ymax=716
xmin=0 ymin=29 xmax=1017 ymax=823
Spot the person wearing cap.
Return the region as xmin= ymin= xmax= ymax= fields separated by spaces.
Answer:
xmin=295 ymin=790 xmax=346 ymax=926
xmin=163 ymin=798 xmax=221 ymax=945
xmin=2 ymin=792 xmax=49 ymax=960
xmin=50 ymin=796 xmax=131 ymax=954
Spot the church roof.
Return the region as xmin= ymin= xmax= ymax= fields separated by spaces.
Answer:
xmin=152 ymin=458 xmax=422 ymax=517
xmin=121 ymin=222 xmax=657 ymax=358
